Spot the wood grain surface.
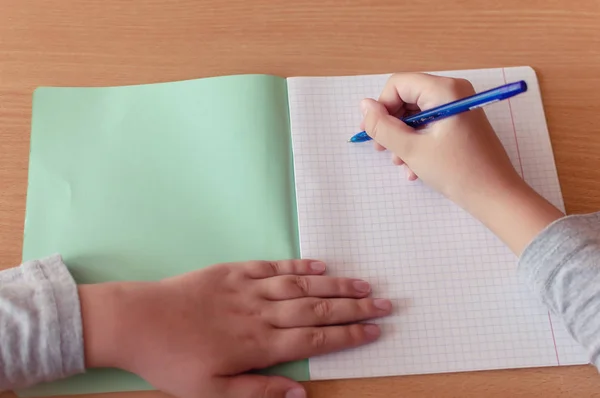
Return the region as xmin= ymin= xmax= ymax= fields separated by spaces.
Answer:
xmin=1 ymin=0 xmax=600 ymax=396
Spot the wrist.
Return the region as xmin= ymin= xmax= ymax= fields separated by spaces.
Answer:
xmin=78 ymin=282 xmax=146 ymax=369
xmin=461 ymin=179 xmax=564 ymax=255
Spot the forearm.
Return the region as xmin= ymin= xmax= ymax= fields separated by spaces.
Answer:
xmin=460 ymin=178 xmax=600 ymax=366
xmin=79 ymin=283 xmax=123 ymax=369
xmin=461 ymin=179 xmax=564 ymax=256
xmin=79 ymin=281 xmax=154 ymax=371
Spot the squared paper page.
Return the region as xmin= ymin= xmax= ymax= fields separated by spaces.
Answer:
xmin=287 ymin=67 xmax=588 ymax=380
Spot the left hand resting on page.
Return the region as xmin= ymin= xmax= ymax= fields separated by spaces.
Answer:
xmin=79 ymin=259 xmax=392 ymax=398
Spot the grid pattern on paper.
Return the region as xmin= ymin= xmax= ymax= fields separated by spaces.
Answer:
xmin=287 ymin=67 xmax=587 ymax=380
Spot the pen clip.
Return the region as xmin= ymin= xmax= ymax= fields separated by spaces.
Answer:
xmin=468 ymin=98 xmax=500 ymax=110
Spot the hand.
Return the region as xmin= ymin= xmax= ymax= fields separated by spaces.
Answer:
xmin=361 ymin=73 xmax=563 ymax=254
xmin=79 ymin=259 xmax=392 ymax=398
xmin=360 ymin=73 xmax=520 ymax=206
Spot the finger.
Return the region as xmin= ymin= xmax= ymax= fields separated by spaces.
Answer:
xmin=362 ymin=98 xmax=397 ymax=154
xmin=362 ymin=102 xmax=397 ymax=154
xmin=378 ymin=73 xmax=442 ymax=113
xmin=218 ymin=374 xmax=305 ymax=398
xmin=405 ymin=166 xmax=418 ymax=181
xmin=270 ymin=324 xmax=381 ymax=363
xmin=267 ymin=297 xmax=392 ymax=327
xmin=362 ymin=98 xmax=418 ymax=158
xmin=243 ymin=259 xmax=326 ymax=279
xmin=259 ymin=275 xmax=371 ymax=300
xmin=392 ymin=154 xmax=404 ymax=166
xmin=378 ymin=73 xmax=475 ymax=114
xmin=374 ymin=142 xmax=386 ymax=151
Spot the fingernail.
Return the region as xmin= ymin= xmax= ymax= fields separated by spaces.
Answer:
xmin=310 ymin=261 xmax=326 ymax=272
xmin=286 ymin=388 xmax=306 ymax=398
xmin=364 ymin=324 xmax=381 ymax=337
xmin=352 ymin=280 xmax=371 ymax=293
xmin=360 ymin=99 xmax=369 ymax=116
xmin=374 ymin=298 xmax=392 ymax=311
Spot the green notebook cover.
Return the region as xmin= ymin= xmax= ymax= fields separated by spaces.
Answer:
xmin=21 ymin=74 xmax=308 ymax=396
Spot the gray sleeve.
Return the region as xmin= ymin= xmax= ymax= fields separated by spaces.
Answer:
xmin=0 ymin=254 xmax=85 ymax=391
xmin=519 ymin=212 xmax=600 ymax=367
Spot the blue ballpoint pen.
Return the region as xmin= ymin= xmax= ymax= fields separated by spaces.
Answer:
xmin=348 ymin=80 xmax=528 ymax=143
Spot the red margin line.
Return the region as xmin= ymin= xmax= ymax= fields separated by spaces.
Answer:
xmin=502 ymin=68 xmax=560 ymax=365
xmin=501 ymin=68 xmax=524 ymax=177
xmin=547 ymin=313 xmax=561 ymax=365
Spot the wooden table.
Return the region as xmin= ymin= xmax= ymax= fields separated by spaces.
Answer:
xmin=1 ymin=0 xmax=600 ymax=396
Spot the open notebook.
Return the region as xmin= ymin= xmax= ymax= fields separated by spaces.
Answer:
xmin=22 ymin=66 xmax=587 ymax=396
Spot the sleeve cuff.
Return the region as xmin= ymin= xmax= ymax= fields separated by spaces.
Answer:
xmin=518 ymin=212 xmax=600 ymax=306
xmin=17 ymin=255 xmax=85 ymax=384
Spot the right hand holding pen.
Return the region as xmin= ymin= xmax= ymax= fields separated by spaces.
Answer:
xmin=360 ymin=73 xmax=522 ymax=211
xmin=361 ymin=73 xmax=564 ymax=255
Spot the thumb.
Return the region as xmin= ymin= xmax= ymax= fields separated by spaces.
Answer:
xmin=361 ymin=98 xmax=417 ymax=157
xmin=218 ymin=374 xmax=306 ymax=398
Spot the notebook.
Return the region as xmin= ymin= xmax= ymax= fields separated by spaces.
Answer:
xmin=21 ymin=66 xmax=587 ymax=396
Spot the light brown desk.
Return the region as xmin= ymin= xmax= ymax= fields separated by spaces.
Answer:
xmin=1 ymin=1 xmax=600 ymax=397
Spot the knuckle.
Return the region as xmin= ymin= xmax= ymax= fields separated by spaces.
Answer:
xmin=294 ymin=275 xmax=310 ymax=296
xmin=213 ymin=263 xmax=237 ymax=282
xmin=455 ymin=78 xmax=476 ymax=95
xmin=245 ymin=377 xmax=272 ymax=398
xmin=387 ymin=73 xmax=401 ymax=86
xmin=339 ymin=279 xmax=351 ymax=295
xmin=310 ymin=329 xmax=328 ymax=349
xmin=357 ymin=299 xmax=371 ymax=314
xmin=442 ymin=77 xmax=475 ymax=98
xmin=258 ymin=379 xmax=273 ymax=398
xmin=387 ymin=72 xmax=407 ymax=86
xmin=369 ymin=116 xmax=385 ymax=140
xmin=313 ymin=299 xmax=333 ymax=320
xmin=347 ymin=324 xmax=366 ymax=344
xmin=267 ymin=261 xmax=280 ymax=276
